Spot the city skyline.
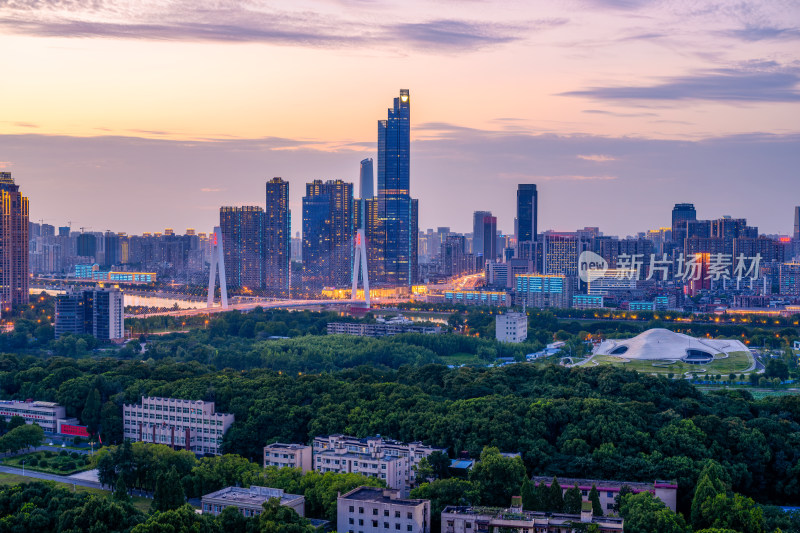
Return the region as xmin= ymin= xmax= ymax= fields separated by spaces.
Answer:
xmin=1 ymin=0 xmax=798 ymax=237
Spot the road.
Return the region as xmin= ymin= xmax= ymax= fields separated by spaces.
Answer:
xmin=0 ymin=464 xmax=104 ymax=490
xmin=128 ymin=298 xmax=377 ymax=319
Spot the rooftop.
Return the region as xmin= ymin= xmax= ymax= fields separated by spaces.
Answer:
xmin=340 ymin=487 xmax=427 ymax=507
xmin=202 ymin=486 xmax=304 ymax=507
xmin=266 ymin=442 xmax=310 ymax=450
xmin=530 ymin=476 xmax=677 ymax=491
xmin=441 ymin=506 xmax=624 ymax=526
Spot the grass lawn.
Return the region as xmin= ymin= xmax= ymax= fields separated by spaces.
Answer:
xmin=592 ymin=349 xmax=754 ymax=377
xmin=3 ymin=451 xmax=93 ymax=476
xmin=0 ymin=472 xmax=152 ymax=512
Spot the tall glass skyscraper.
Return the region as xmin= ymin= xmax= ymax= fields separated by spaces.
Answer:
xmin=671 ymin=203 xmax=697 ymax=243
xmin=516 ymin=184 xmax=538 ymax=244
xmin=373 ymin=89 xmax=418 ymax=286
xmin=264 ymin=177 xmax=291 ymax=297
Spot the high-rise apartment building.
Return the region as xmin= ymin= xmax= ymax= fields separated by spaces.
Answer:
xmin=264 ymin=178 xmax=291 ymax=297
xmin=0 ymin=173 xmax=29 ymax=310
xmin=220 ymin=206 xmax=264 ymax=290
xmin=472 ymin=211 xmax=492 ymax=258
xmin=542 ymin=233 xmax=580 ymax=278
xmin=516 ymin=184 xmax=538 ymax=245
xmin=302 ymin=180 xmax=354 ymax=290
xmin=55 ymin=287 xmax=124 ymax=340
xmin=371 ymin=89 xmax=419 ymax=286
xmin=671 ymin=203 xmax=696 ymax=243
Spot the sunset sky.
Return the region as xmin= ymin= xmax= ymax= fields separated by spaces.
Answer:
xmin=1 ymin=0 xmax=798 ymax=236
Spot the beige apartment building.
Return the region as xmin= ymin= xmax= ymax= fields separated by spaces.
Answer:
xmin=337 ymin=486 xmax=431 ymax=533
xmin=201 ymin=486 xmax=305 ymax=518
xmin=263 ymin=443 xmax=313 ymax=472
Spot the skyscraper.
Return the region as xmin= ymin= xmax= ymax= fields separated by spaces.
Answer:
xmin=794 ymin=206 xmax=799 ymax=241
xmin=516 ymin=184 xmax=538 ymax=244
xmin=219 ymin=206 xmax=264 ymax=290
xmin=373 ymin=89 xmax=418 ymax=286
xmin=264 ymin=178 xmax=291 ymax=297
xmin=0 ymin=173 xmax=29 ymax=310
xmin=472 ymin=211 xmax=492 ymax=257
xmin=671 ymin=203 xmax=696 ymax=243
xmin=302 ymin=180 xmax=354 ymax=290
xmin=482 ymin=216 xmax=498 ymax=262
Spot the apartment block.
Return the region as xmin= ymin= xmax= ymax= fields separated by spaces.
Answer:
xmin=123 ymin=396 xmax=234 ymax=456
xmin=441 ymin=504 xmax=623 ymax=533
xmin=313 ymin=435 xmax=444 ymax=492
xmin=337 ymin=487 xmax=430 ymax=533
xmin=263 ymin=443 xmax=313 ymax=472
xmin=530 ymin=476 xmax=678 ymax=513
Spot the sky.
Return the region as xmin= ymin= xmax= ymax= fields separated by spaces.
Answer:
xmin=1 ymin=0 xmax=799 ymax=237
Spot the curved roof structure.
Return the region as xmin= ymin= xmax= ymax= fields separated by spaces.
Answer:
xmin=594 ymin=328 xmax=749 ymax=362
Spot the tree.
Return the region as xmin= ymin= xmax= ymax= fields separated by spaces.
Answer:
xmin=152 ymin=467 xmax=185 ymax=512
xmin=427 ymin=450 xmax=452 ymax=480
xmin=613 ymin=485 xmax=633 ymax=512
xmin=0 ymin=422 xmax=43 ymax=453
xmin=692 ymin=460 xmax=729 ymax=530
xmin=411 ymin=478 xmax=479 ymax=531
xmin=259 ymin=496 xmax=316 ymax=533
xmin=82 ymin=388 xmax=102 ymax=436
xmin=700 ymin=493 xmax=765 ymax=533
xmin=588 ymin=484 xmax=603 ymax=517
xmin=547 ymin=477 xmax=564 ymax=512
xmin=131 ymin=504 xmax=219 ymax=533
xmin=619 ymin=491 xmax=689 ymax=533
xmin=469 ymin=447 xmax=527 ymax=507
xmin=114 ymin=473 xmax=130 ymax=502
xmin=520 ymin=478 xmax=535 ymax=510
xmin=563 ymin=484 xmax=582 ymax=514
xmin=7 ymin=415 xmax=25 ymax=431
xmin=532 ymin=482 xmax=549 ymax=512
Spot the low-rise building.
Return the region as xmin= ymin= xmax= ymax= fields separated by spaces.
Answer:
xmin=441 ymin=503 xmax=623 ymax=533
xmin=264 ymin=442 xmax=313 ymax=472
xmin=327 ymin=322 xmax=441 ymax=337
xmin=530 ymin=476 xmax=678 ymax=513
xmin=573 ymin=294 xmax=604 ymax=309
xmin=337 ymin=486 xmax=431 ymax=533
xmin=123 ymin=396 xmax=234 ymax=456
xmin=313 ymin=435 xmax=444 ymax=492
xmin=443 ymin=290 xmax=511 ymax=307
xmin=201 ymin=486 xmax=305 ymax=518
xmin=0 ymin=400 xmax=65 ymax=433
xmin=515 ymin=274 xmax=571 ymax=309
xmin=495 ymin=312 xmax=528 ymax=343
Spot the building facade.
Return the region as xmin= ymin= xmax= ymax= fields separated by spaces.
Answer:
xmin=201 ymin=486 xmax=305 ymax=518
xmin=55 ymin=287 xmax=124 ymax=340
xmin=516 ymin=184 xmax=538 ymax=247
xmin=313 ymin=435 xmax=444 ymax=492
xmin=530 ymin=476 xmax=678 ymax=513
xmin=671 ymin=203 xmax=696 ymax=243
xmin=0 ymin=400 xmax=66 ymax=433
xmin=516 ymin=274 xmax=571 ymax=308
xmin=327 ymin=322 xmax=441 ymax=338
xmin=337 ymin=487 xmax=430 ymax=533
xmin=220 ymin=206 xmax=264 ymax=290
xmin=441 ymin=505 xmax=623 ymax=533
xmin=443 ymin=290 xmax=511 ymax=307
xmin=302 ymin=180 xmax=354 ymax=291
xmin=371 ymin=89 xmax=419 ymax=287
xmin=123 ymin=397 xmax=234 ymax=455
xmin=264 ymin=178 xmax=291 ymax=297
xmin=0 ymin=173 xmax=29 ymax=311
xmin=263 ymin=443 xmax=313 ymax=472
xmin=496 ymin=312 xmax=528 ymax=343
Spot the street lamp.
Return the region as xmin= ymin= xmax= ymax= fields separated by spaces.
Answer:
xmin=21 ymin=460 xmax=25 ymax=476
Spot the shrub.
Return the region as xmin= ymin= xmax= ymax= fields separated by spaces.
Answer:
xmin=61 ymin=461 xmax=76 ymax=471
xmin=44 ymin=451 xmax=54 ymax=458
xmin=28 ymin=458 xmax=39 ymax=467
xmin=70 ymin=452 xmax=80 ymax=460
xmin=59 ymin=450 xmax=68 ymax=457
xmin=39 ymin=459 xmax=48 ymax=468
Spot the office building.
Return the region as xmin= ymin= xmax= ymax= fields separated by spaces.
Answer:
xmin=471 ymin=211 xmax=492 ymax=261
xmin=587 ymin=269 xmax=637 ymax=296
xmin=327 ymin=321 xmax=441 ymax=338
xmin=542 ymin=233 xmax=580 ymax=278
xmin=202 ymin=486 xmax=305 ymax=518
xmin=573 ymin=294 xmax=604 ymax=309
xmin=0 ymin=173 xmax=29 ymax=310
xmin=358 ymin=158 xmax=375 ymax=231
xmin=496 ymin=312 xmax=528 ymax=343
xmin=779 ymin=263 xmax=800 ymax=296
xmin=370 ymin=89 xmax=419 ymax=287
xmin=516 ymin=274 xmax=571 ymax=308
xmin=337 ymin=487 xmax=430 ymax=533
xmin=671 ymin=203 xmax=696 ymax=242
xmin=123 ymin=396 xmax=235 ymax=455
xmin=55 ymin=287 xmax=124 ymax=340
xmin=103 ymin=231 xmax=119 ymax=267
xmin=516 ymin=184 xmax=538 ymax=247
xmin=530 ymin=476 xmax=677 ymax=513
xmin=443 ymin=290 xmax=511 ymax=307
xmin=0 ymin=400 xmax=66 ymax=433
xmin=313 ymin=434 xmax=444 ymax=492
xmin=220 ymin=206 xmax=264 ymax=290
xmin=263 ymin=178 xmax=291 ymax=297
xmin=263 ymin=443 xmax=313 ymax=472
xmin=302 ymin=180 xmax=354 ymax=290
xmin=795 ymin=206 xmax=800 ymax=241
xmin=439 ymin=235 xmax=472 ymax=277
xmin=482 ymin=216 xmax=497 ymax=263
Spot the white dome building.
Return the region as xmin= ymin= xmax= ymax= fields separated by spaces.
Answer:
xmin=594 ymin=328 xmax=749 ymax=365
